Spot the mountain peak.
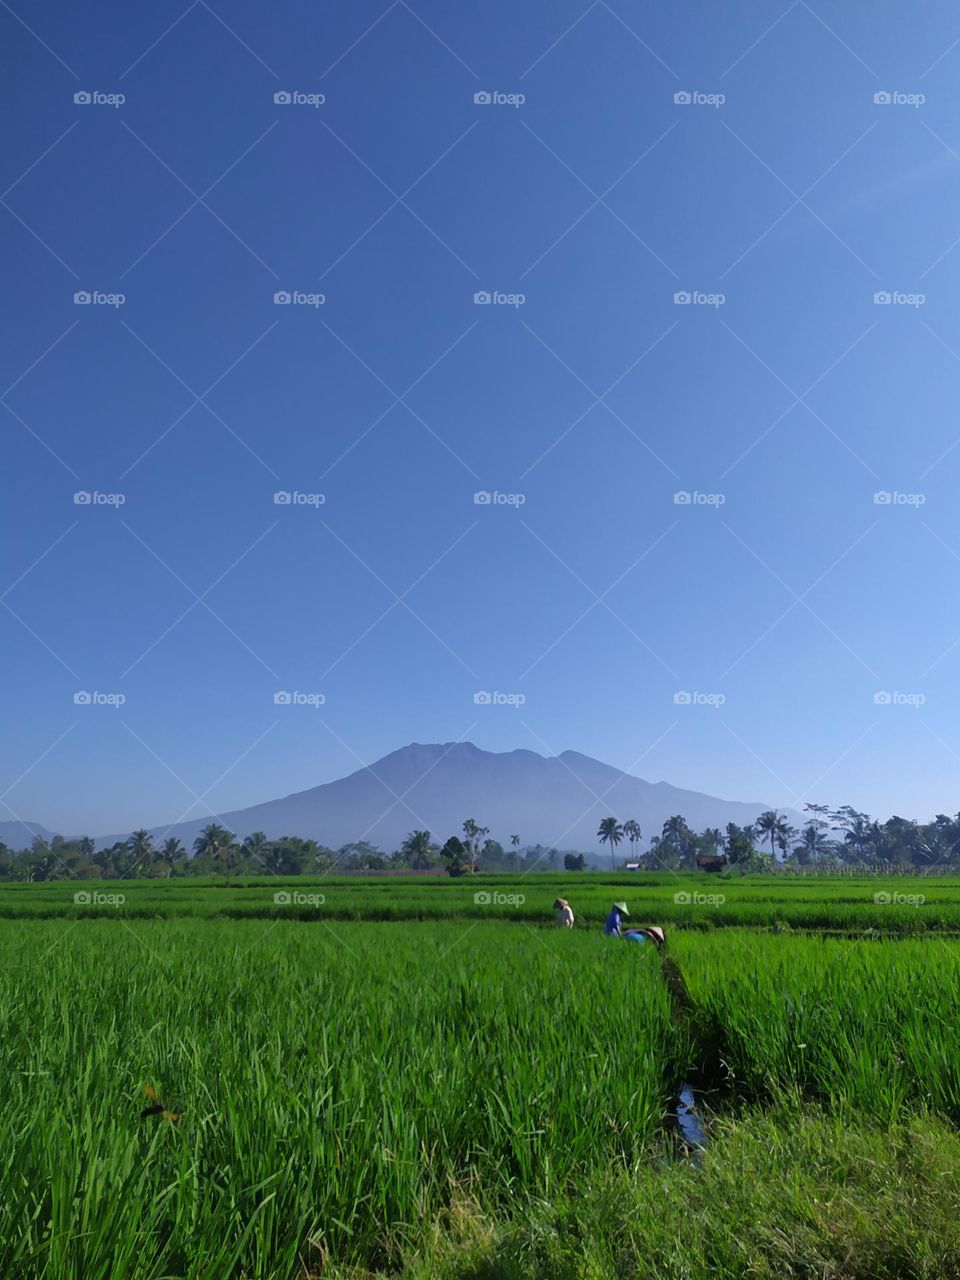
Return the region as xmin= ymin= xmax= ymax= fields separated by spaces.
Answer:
xmin=86 ymin=740 xmax=795 ymax=852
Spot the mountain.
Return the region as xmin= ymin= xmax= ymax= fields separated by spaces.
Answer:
xmin=0 ymin=820 xmax=57 ymax=849
xmin=89 ymin=742 xmax=801 ymax=854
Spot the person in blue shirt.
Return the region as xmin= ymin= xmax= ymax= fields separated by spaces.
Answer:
xmin=604 ymin=901 xmax=629 ymax=935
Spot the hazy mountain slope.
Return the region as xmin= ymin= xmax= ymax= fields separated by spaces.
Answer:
xmin=88 ymin=741 xmax=799 ymax=853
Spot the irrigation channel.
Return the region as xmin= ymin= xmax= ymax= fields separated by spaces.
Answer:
xmin=648 ymin=947 xmax=711 ymax=1157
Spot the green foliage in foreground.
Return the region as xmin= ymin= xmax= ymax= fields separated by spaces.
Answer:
xmin=382 ymin=1105 xmax=960 ymax=1280
xmin=0 ymin=921 xmax=681 ymax=1279
xmin=7 ymin=917 xmax=960 ymax=1277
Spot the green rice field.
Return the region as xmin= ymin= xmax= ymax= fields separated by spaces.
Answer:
xmin=6 ymin=870 xmax=960 ymax=933
xmin=6 ymin=878 xmax=960 ymax=1278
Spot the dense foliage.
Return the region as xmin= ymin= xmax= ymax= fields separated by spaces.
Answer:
xmin=8 ymin=800 xmax=960 ymax=882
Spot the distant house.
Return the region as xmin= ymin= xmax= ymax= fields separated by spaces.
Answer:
xmin=625 ymin=862 xmax=642 ymax=872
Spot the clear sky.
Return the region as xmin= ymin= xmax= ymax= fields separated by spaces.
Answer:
xmin=4 ymin=0 xmax=960 ymax=838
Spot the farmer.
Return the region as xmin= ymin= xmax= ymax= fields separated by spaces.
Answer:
xmin=624 ymin=925 xmax=666 ymax=948
xmin=553 ymin=897 xmax=575 ymax=928
xmin=604 ymin=900 xmax=629 ymax=936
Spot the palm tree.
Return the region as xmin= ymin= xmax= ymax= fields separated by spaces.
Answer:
xmin=755 ymin=811 xmax=777 ymax=860
xmin=622 ymin=819 xmax=641 ymax=862
xmin=401 ymin=830 xmax=435 ymax=870
xmin=127 ymin=828 xmax=154 ymax=866
xmin=511 ymin=834 xmax=520 ymax=854
xmin=243 ymin=831 xmax=270 ymax=865
xmin=597 ymin=817 xmax=623 ymax=872
xmin=755 ymin=810 xmax=792 ymax=863
xmin=703 ymin=827 xmax=723 ymax=854
xmin=193 ymin=823 xmax=228 ymax=857
xmin=159 ymin=837 xmax=184 ymax=875
xmin=192 ymin=824 xmax=235 ymax=878
xmin=642 ymin=829 xmax=665 ymax=870
xmin=222 ymin=842 xmax=243 ymax=882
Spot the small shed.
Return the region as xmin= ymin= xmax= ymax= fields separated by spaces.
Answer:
xmin=696 ymin=854 xmax=728 ymax=873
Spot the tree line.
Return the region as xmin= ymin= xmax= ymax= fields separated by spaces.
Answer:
xmin=594 ymin=804 xmax=960 ymax=872
xmin=0 ymin=819 xmax=569 ymax=882
xmin=4 ymin=803 xmax=959 ymax=882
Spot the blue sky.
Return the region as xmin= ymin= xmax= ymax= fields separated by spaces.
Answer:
xmin=4 ymin=0 xmax=960 ymax=839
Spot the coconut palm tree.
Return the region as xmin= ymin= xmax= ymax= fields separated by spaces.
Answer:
xmin=622 ymin=819 xmax=642 ymax=862
xmin=660 ymin=815 xmax=695 ymax=867
xmin=192 ymin=824 xmax=235 ymax=877
xmin=401 ymin=830 xmax=435 ymax=870
xmin=243 ymin=831 xmax=270 ymax=866
xmin=755 ymin=810 xmax=793 ymax=863
xmin=127 ymin=828 xmax=154 ymax=867
xmin=159 ymin=837 xmax=184 ymax=875
xmin=597 ymin=817 xmax=623 ymax=872
xmin=703 ymin=827 xmax=724 ymax=855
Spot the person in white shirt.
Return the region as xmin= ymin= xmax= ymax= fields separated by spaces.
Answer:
xmin=553 ymin=897 xmax=575 ymax=927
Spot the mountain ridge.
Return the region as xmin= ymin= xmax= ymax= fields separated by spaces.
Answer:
xmin=4 ymin=742 xmax=801 ymax=853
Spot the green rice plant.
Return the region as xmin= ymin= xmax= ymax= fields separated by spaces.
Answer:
xmin=0 ymin=920 xmax=684 ymax=1279
xmin=672 ymin=931 xmax=960 ymax=1121
xmin=6 ymin=873 xmax=960 ymax=935
xmin=380 ymin=1104 xmax=960 ymax=1280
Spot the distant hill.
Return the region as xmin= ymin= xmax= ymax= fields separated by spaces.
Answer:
xmin=88 ymin=741 xmax=800 ymax=854
xmin=0 ymin=820 xmax=57 ymax=849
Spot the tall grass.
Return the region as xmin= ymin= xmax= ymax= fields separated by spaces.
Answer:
xmin=672 ymin=931 xmax=960 ymax=1120
xmin=0 ymin=920 xmax=681 ymax=1278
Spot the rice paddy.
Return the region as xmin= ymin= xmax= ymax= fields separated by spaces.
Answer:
xmin=4 ymin=877 xmax=960 ymax=1277
xmin=673 ymin=931 xmax=960 ymax=1120
xmin=7 ymin=871 xmax=960 ymax=934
